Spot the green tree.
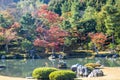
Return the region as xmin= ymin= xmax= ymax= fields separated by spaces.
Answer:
xmin=104 ymin=5 xmax=120 ymax=46
xmin=48 ymin=0 xmax=67 ymax=15
xmin=61 ymin=20 xmax=71 ymax=30
xmin=70 ymin=1 xmax=82 ymax=28
xmin=85 ymin=0 xmax=107 ymax=11
xmin=94 ymin=7 xmax=107 ymax=33
xmin=21 ymin=39 xmax=33 ymax=52
xmin=19 ymin=13 xmax=36 ymax=41
xmin=61 ymin=1 xmax=71 ymax=14
xmin=82 ymin=6 xmax=96 ymax=20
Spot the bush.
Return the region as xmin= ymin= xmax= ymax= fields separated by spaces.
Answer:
xmin=32 ymin=67 xmax=58 ymax=80
xmin=86 ymin=66 xmax=94 ymax=73
xmin=84 ymin=63 xmax=101 ymax=68
xmin=49 ymin=70 xmax=76 ymax=80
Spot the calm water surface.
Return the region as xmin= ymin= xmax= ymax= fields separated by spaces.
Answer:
xmin=0 ymin=58 xmax=120 ymax=78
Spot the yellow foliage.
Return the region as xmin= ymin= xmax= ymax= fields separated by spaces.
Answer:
xmin=0 ymin=27 xmax=17 ymax=44
xmin=0 ymin=10 xmax=14 ymax=21
xmin=62 ymin=11 xmax=72 ymax=18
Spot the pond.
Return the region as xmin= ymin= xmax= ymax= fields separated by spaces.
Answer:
xmin=0 ymin=58 xmax=120 ymax=78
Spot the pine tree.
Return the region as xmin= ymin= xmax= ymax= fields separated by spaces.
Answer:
xmin=70 ymin=1 xmax=81 ymax=28
xmin=104 ymin=5 xmax=120 ymax=45
xmin=19 ymin=13 xmax=36 ymax=41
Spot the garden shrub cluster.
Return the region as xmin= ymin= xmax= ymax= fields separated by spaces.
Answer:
xmin=49 ymin=70 xmax=76 ymax=80
xmin=32 ymin=67 xmax=58 ymax=79
xmin=84 ymin=63 xmax=101 ymax=68
xmin=32 ymin=67 xmax=76 ymax=80
xmin=86 ymin=65 xmax=94 ymax=71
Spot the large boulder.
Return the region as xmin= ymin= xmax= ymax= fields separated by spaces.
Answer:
xmin=88 ymin=69 xmax=104 ymax=77
xmin=71 ymin=64 xmax=104 ymax=78
xmin=71 ymin=64 xmax=80 ymax=72
xmin=77 ymin=65 xmax=91 ymax=77
xmin=0 ymin=66 xmax=6 ymax=70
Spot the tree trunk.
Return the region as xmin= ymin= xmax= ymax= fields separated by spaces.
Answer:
xmin=112 ymin=33 xmax=115 ymax=53
xmin=52 ymin=47 xmax=54 ymax=54
xmin=101 ymin=44 xmax=104 ymax=51
xmin=112 ymin=33 xmax=115 ymax=45
xmin=5 ymin=44 xmax=9 ymax=53
xmin=94 ymin=44 xmax=99 ymax=54
xmin=62 ymin=45 xmax=65 ymax=52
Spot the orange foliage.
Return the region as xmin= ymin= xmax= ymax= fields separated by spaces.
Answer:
xmin=89 ymin=32 xmax=107 ymax=45
xmin=0 ymin=22 xmax=19 ymax=44
xmin=11 ymin=22 xmax=20 ymax=28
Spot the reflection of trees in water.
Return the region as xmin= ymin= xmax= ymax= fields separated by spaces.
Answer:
xmin=66 ymin=58 xmax=120 ymax=67
xmin=0 ymin=60 xmax=22 ymax=77
xmin=100 ymin=58 xmax=120 ymax=67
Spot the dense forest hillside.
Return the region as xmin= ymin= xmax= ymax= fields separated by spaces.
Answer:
xmin=0 ymin=0 xmax=120 ymax=58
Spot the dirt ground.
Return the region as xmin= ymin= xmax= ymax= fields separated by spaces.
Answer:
xmin=0 ymin=67 xmax=120 ymax=80
xmin=0 ymin=76 xmax=35 ymax=80
xmin=75 ymin=67 xmax=120 ymax=80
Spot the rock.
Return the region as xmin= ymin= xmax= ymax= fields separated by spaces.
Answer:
xmin=72 ymin=64 xmax=104 ymax=78
xmin=77 ymin=65 xmax=90 ymax=77
xmin=88 ymin=69 xmax=104 ymax=77
xmin=96 ymin=60 xmax=101 ymax=64
xmin=58 ymin=60 xmax=67 ymax=69
xmin=71 ymin=64 xmax=80 ymax=72
xmin=77 ymin=65 xmax=83 ymax=76
xmin=83 ymin=67 xmax=89 ymax=77
xmin=58 ymin=54 xmax=63 ymax=59
xmin=0 ymin=66 xmax=6 ymax=70
xmin=1 ymin=55 xmax=6 ymax=59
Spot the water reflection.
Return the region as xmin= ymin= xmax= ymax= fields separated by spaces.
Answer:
xmin=0 ymin=58 xmax=120 ymax=78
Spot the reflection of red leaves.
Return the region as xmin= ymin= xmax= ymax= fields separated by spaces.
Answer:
xmin=89 ymin=32 xmax=107 ymax=44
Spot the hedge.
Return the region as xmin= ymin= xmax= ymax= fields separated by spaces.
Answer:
xmin=32 ymin=67 xmax=58 ymax=80
xmin=84 ymin=63 xmax=101 ymax=68
xmin=49 ymin=70 xmax=76 ymax=80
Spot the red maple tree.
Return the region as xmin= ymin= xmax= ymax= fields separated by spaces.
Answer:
xmin=36 ymin=4 xmax=64 ymax=26
xmin=34 ymin=26 xmax=68 ymax=53
xmin=0 ymin=22 xmax=20 ymax=53
xmin=33 ymin=4 xmax=68 ymax=53
xmin=89 ymin=32 xmax=107 ymax=49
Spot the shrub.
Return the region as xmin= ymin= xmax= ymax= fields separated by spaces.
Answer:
xmin=32 ymin=67 xmax=58 ymax=80
xmin=84 ymin=63 xmax=101 ymax=68
xmin=49 ymin=70 xmax=76 ymax=80
xmin=86 ymin=65 xmax=94 ymax=71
